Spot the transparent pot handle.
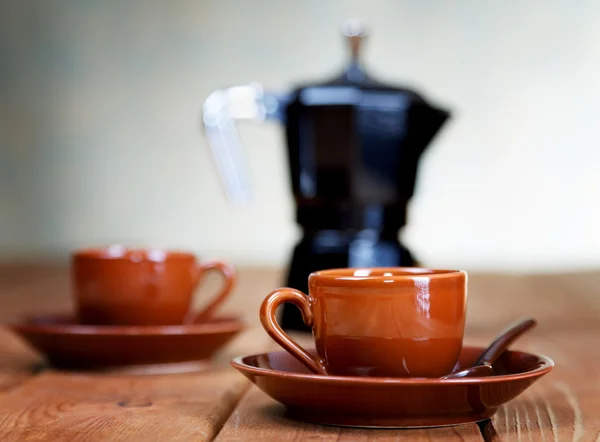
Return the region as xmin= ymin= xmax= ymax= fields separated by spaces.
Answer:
xmin=201 ymin=83 xmax=271 ymax=204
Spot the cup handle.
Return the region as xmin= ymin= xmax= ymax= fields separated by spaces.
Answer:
xmin=188 ymin=260 xmax=236 ymax=324
xmin=260 ymin=288 xmax=328 ymax=375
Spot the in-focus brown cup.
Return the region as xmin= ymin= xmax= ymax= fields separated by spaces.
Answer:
xmin=260 ymin=267 xmax=467 ymax=378
xmin=73 ymin=246 xmax=236 ymax=326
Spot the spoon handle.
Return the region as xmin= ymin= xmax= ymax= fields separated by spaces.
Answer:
xmin=475 ymin=318 xmax=537 ymax=366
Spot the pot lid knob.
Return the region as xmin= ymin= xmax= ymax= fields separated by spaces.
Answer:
xmin=342 ymin=19 xmax=367 ymax=63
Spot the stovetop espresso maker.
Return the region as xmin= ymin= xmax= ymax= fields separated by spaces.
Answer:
xmin=202 ymin=21 xmax=451 ymax=331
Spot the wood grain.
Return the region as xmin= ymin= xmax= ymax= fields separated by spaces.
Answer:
xmin=216 ymin=301 xmax=600 ymax=441
xmin=487 ymin=379 xmax=600 ymax=441
xmin=0 ymin=265 xmax=281 ymax=393
xmin=1 ymin=265 xmax=600 ymax=441
xmin=482 ymin=331 xmax=600 ymax=441
xmin=0 ymin=369 xmax=248 ymax=442
xmin=0 ymin=327 xmax=43 ymax=391
xmin=0 ymin=327 xmax=272 ymax=442
xmin=215 ymin=387 xmax=484 ymax=441
xmin=0 ymin=263 xmax=277 ymax=440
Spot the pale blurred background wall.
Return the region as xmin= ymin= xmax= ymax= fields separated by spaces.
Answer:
xmin=1 ymin=0 xmax=599 ymax=271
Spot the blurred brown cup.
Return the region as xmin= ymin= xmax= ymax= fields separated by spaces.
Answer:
xmin=72 ymin=246 xmax=236 ymax=326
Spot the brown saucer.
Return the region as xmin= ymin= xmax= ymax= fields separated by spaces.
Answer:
xmin=9 ymin=313 xmax=244 ymax=372
xmin=231 ymin=346 xmax=554 ymax=428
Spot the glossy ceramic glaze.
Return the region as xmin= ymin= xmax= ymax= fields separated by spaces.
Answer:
xmin=260 ymin=267 xmax=467 ymax=377
xmin=73 ymin=246 xmax=236 ymax=325
xmin=231 ymin=346 xmax=554 ymax=428
xmin=443 ymin=318 xmax=537 ymax=379
xmin=10 ymin=313 xmax=244 ymax=370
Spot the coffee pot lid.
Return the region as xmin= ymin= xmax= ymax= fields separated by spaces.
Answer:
xmin=295 ymin=20 xmax=429 ymax=104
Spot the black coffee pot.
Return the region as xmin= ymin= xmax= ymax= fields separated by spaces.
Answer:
xmin=202 ymin=21 xmax=450 ymax=331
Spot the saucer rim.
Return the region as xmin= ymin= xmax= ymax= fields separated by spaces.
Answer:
xmin=230 ymin=345 xmax=554 ymax=385
xmin=7 ymin=312 xmax=245 ymax=336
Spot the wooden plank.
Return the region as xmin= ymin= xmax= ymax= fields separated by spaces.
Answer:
xmin=0 ymin=327 xmax=42 ymax=392
xmin=0 ymin=269 xmax=72 ymax=322
xmin=466 ymin=271 xmax=600 ymax=332
xmin=0 ymin=264 xmax=63 ymax=291
xmin=0 ymin=327 xmax=271 ymax=442
xmin=1 ymin=265 xmax=599 ymax=441
xmin=0 ymin=369 xmax=247 ymax=442
xmin=215 ymin=387 xmax=484 ymax=441
xmin=0 ymin=265 xmax=61 ymax=391
xmin=472 ymin=330 xmax=600 ymax=441
xmin=0 ymin=263 xmax=253 ymax=391
xmin=0 ymin=264 xmax=281 ymax=392
xmin=485 ymin=375 xmax=600 ymax=441
xmin=466 ymin=326 xmax=600 ymax=379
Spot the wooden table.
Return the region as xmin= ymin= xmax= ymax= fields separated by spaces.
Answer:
xmin=0 ymin=264 xmax=599 ymax=441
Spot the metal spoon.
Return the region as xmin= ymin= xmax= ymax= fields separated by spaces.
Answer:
xmin=441 ymin=318 xmax=537 ymax=379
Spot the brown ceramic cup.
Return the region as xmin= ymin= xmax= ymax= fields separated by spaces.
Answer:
xmin=73 ymin=246 xmax=236 ymax=326
xmin=260 ymin=267 xmax=467 ymax=378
